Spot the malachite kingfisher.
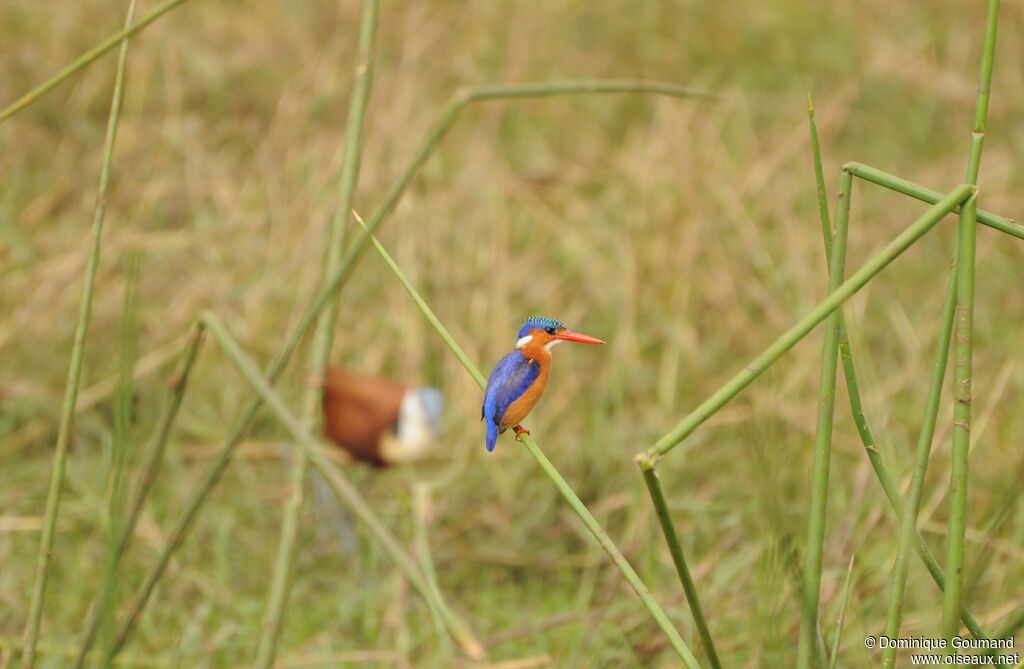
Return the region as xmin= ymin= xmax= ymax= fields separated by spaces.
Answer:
xmin=321 ymin=366 xmax=443 ymax=467
xmin=482 ymin=316 xmax=605 ymax=452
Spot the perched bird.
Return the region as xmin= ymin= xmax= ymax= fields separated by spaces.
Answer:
xmin=321 ymin=366 xmax=444 ymax=466
xmin=482 ymin=316 xmax=605 ymax=452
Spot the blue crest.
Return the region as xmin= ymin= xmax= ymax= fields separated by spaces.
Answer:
xmin=517 ymin=316 xmax=564 ymax=338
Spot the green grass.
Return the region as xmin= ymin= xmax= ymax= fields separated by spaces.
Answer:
xmin=2 ymin=1 xmax=1024 ymax=667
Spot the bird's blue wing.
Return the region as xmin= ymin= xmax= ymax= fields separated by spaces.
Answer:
xmin=482 ymin=351 xmax=539 ymax=452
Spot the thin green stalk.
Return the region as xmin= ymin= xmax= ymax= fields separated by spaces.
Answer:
xmin=467 ymin=79 xmax=716 ymax=103
xmin=0 ymin=0 xmax=191 ymax=123
xmin=808 ymin=103 xmax=874 ymax=451
xmin=828 ymin=555 xmax=856 ymax=669
xmin=199 ymin=314 xmax=485 ymax=661
xmin=354 ymin=215 xmax=701 ymax=668
xmin=72 ymin=325 xmax=204 ymax=668
xmin=109 ymin=78 xmax=710 ymax=657
xmin=944 ymin=191 xmax=979 ymax=646
xmin=798 ymin=169 xmax=852 ymax=669
xmin=412 ymin=484 xmax=454 ymax=654
xmin=843 ymin=162 xmax=1022 ymax=241
xmin=881 ymin=267 xmax=957 ymax=667
xmin=252 ymin=1 xmax=381 ymax=666
xmin=944 ymin=0 xmax=1000 ymax=644
xmin=98 ymin=252 xmax=141 ymax=668
xmin=19 ymin=2 xmax=137 ymax=664
xmin=638 ymin=463 xmax=722 ymax=669
xmin=808 ymin=104 xmax=884 ymax=466
xmin=642 ymin=184 xmax=974 ymax=463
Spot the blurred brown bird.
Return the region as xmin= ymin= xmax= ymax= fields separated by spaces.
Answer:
xmin=321 ymin=366 xmax=444 ymax=467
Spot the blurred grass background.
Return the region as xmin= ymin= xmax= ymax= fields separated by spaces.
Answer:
xmin=2 ymin=0 xmax=1024 ymax=666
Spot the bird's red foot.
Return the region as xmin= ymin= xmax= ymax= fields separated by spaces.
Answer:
xmin=512 ymin=425 xmax=530 ymax=441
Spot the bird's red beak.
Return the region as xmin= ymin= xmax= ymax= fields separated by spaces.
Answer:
xmin=555 ymin=330 xmax=606 ymax=345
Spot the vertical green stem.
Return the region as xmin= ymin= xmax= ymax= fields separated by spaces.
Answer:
xmin=943 ymin=0 xmax=999 ymax=645
xmin=19 ymin=2 xmax=137 ymax=665
xmin=98 ymin=253 xmax=141 ymax=668
xmin=252 ymin=1 xmax=381 ymax=666
xmin=638 ymin=462 xmax=722 ymax=669
xmin=881 ymin=267 xmax=957 ymax=667
xmin=798 ymin=169 xmax=852 ymax=669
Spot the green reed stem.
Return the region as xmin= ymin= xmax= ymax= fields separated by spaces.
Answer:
xmin=19 ymin=2 xmax=137 ymax=664
xmin=808 ymin=104 xmax=880 ymax=469
xmin=354 ymin=216 xmax=701 ymax=668
xmin=72 ymin=325 xmax=204 ymax=668
xmin=199 ymin=314 xmax=485 ymax=661
xmin=828 ymin=555 xmax=855 ymax=669
xmin=252 ymin=1 xmax=381 ymax=666
xmin=881 ymin=267 xmax=957 ymax=667
xmin=0 ymin=0 xmax=191 ymax=123
xmin=109 ymin=78 xmax=710 ymax=658
xmin=798 ymin=169 xmax=852 ymax=669
xmin=943 ymin=0 xmax=999 ymax=644
xmin=843 ymin=163 xmax=1021 ymax=241
xmin=944 ymin=189 xmax=979 ymax=646
xmin=643 ymin=184 xmax=974 ymax=463
xmin=467 ymin=79 xmax=716 ymax=103
xmin=637 ymin=463 xmax=722 ymax=669
xmin=98 ymin=252 xmax=141 ymax=668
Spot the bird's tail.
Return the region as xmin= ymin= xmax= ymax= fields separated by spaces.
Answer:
xmin=486 ymin=419 xmax=499 ymax=452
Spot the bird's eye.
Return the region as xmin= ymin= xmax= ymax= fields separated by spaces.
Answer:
xmin=544 ymin=327 xmax=556 ymax=335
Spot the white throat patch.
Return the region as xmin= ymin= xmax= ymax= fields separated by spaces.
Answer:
xmin=515 ymin=334 xmax=533 ymax=349
xmin=544 ymin=339 xmax=563 ymax=350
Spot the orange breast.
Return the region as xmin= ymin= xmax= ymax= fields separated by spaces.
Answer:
xmin=500 ymin=358 xmax=549 ymax=430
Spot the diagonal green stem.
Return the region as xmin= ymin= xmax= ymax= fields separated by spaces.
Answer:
xmin=637 ymin=463 xmax=722 ymax=669
xmin=252 ymin=1 xmax=385 ymax=666
xmin=943 ymin=0 xmax=1000 ymax=645
xmin=198 ymin=315 xmax=485 ymax=661
xmin=798 ymin=168 xmax=852 ymax=669
xmin=19 ymin=2 xmax=138 ymax=665
xmin=0 ymin=0 xmax=192 ymax=123
xmin=828 ymin=555 xmax=856 ymax=669
xmin=881 ymin=267 xmax=957 ymax=667
xmin=354 ymin=215 xmax=701 ymax=667
xmin=642 ymin=184 xmax=974 ymax=463
xmin=109 ymin=78 xmax=709 ymax=658
xmin=843 ymin=162 xmax=1022 ymax=241
xmin=984 ymin=605 xmax=1024 ymax=659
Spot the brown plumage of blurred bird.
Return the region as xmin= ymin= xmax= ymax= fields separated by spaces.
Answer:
xmin=321 ymin=366 xmax=444 ymax=467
